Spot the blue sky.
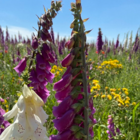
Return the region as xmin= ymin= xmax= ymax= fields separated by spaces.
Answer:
xmin=0 ymin=0 xmax=140 ymax=43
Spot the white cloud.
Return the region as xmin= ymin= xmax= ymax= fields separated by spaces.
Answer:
xmin=86 ymin=36 xmax=95 ymax=43
xmin=1 ymin=26 xmax=96 ymax=43
xmin=2 ymin=26 xmax=35 ymax=39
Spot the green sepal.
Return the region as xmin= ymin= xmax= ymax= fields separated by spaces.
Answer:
xmin=70 ymin=125 xmax=83 ymax=133
xmin=70 ymin=86 xmax=82 ymax=99
xmin=74 ymin=115 xmax=84 ymax=124
xmin=71 ymin=100 xmax=84 ymax=113
xmin=70 ymin=68 xmax=81 ymax=76
xmin=85 ymin=29 xmax=93 ymax=34
xmin=71 ymin=78 xmax=83 ymax=86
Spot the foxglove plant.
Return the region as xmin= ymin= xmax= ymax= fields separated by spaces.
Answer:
xmin=50 ymin=1 xmax=96 ymax=140
xmin=96 ymin=28 xmax=103 ymax=54
xmin=13 ymin=1 xmax=62 ymax=103
xmin=1 ymin=0 xmax=62 ymax=139
xmin=0 ymin=107 xmax=10 ymax=135
xmin=115 ymin=35 xmax=119 ymax=49
xmin=107 ymin=115 xmax=121 ymax=140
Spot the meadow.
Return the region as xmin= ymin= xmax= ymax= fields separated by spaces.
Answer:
xmin=0 ymin=1 xmax=140 ymax=140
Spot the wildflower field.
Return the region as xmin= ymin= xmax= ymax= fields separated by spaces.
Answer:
xmin=0 ymin=0 xmax=140 ymax=140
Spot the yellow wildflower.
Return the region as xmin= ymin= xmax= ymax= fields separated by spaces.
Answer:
xmin=14 ymin=100 xmax=18 ymax=103
xmin=132 ymin=102 xmax=136 ymax=106
xmin=125 ymin=100 xmax=130 ymax=104
xmin=101 ymin=95 xmax=106 ymax=98
xmin=105 ymin=87 xmax=108 ymax=90
xmin=118 ymin=103 xmax=121 ymax=107
xmin=2 ymin=99 xmax=7 ymax=104
xmin=110 ymin=88 xmax=116 ymax=92
xmin=56 ymin=71 xmax=60 ymax=75
xmin=124 ymin=91 xmax=129 ymax=95
xmin=122 ymin=88 xmax=128 ymax=92
xmin=126 ymin=96 xmax=130 ymax=100
xmin=94 ymin=95 xmax=97 ymax=98
xmin=92 ymin=80 xmax=99 ymax=84
xmin=117 ymin=99 xmax=124 ymax=105
xmin=90 ymin=89 xmax=93 ymax=92
xmin=5 ymin=105 xmax=9 ymax=108
xmin=52 ymin=65 xmax=57 ymax=70
xmin=51 ymin=69 xmax=55 ymax=73
xmin=107 ymin=95 xmax=112 ymax=100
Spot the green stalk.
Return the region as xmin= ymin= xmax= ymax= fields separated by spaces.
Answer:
xmin=80 ymin=17 xmax=90 ymax=140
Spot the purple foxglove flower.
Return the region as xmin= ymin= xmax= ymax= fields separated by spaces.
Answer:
xmin=50 ymin=130 xmax=72 ymax=140
xmin=65 ymin=39 xmax=75 ymax=50
xmin=14 ymin=57 xmax=27 ymax=76
xmin=36 ymin=87 xmax=50 ymax=103
xmin=41 ymin=30 xmax=48 ymax=41
xmin=5 ymin=27 xmax=9 ymax=42
xmin=53 ymin=96 xmax=73 ymax=118
xmin=29 ymin=69 xmax=48 ymax=90
xmin=12 ymin=54 xmax=15 ymax=64
xmin=27 ymin=38 xmax=31 ymax=45
xmin=45 ymin=70 xmax=54 ymax=83
xmin=42 ymin=43 xmax=50 ymax=54
xmin=16 ymin=57 xmax=21 ymax=62
xmin=55 ymin=84 xmax=73 ymax=101
xmin=32 ymin=37 xmax=38 ymax=49
xmin=53 ymin=109 xmax=76 ymax=133
xmin=27 ymin=47 xmax=31 ymax=55
xmin=48 ymin=53 xmax=55 ymax=63
xmin=54 ymin=74 xmax=73 ymax=92
xmin=22 ymin=38 xmax=26 ymax=44
xmin=107 ymin=115 xmax=118 ymax=140
xmin=62 ymin=66 xmax=72 ymax=78
xmin=0 ymin=128 xmax=4 ymax=135
xmin=115 ymin=35 xmax=119 ymax=49
xmin=17 ymin=48 xmax=20 ymax=56
xmin=96 ymin=28 xmax=103 ymax=53
xmin=18 ymin=33 xmax=22 ymax=42
xmin=0 ymin=114 xmax=4 ymax=125
xmin=2 ymin=121 xmax=10 ymax=128
xmin=61 ymin=53 xmax=75 ymax=67
xmin=36 ymin=53 xmax=51 ymax=70
xmin=0 ymin=98 xmax=4 ymax=103
xmin=89 ymin=127 xmax=94 ymax=137
xmin=41 ymin=49 xmax=49 ymax=61
xmin=58 ymin=43 xmax=63 ymax=55
xmin=36 ymin=66 xmax=46 ymax=82
xmin=50 ymin=27 xmax=55 ymax=45
xmin=15 ymin=36 xmax=18 ymax=44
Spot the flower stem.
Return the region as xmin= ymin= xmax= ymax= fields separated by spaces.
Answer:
xmin=80 ymin=18 xmax=89 ymax=140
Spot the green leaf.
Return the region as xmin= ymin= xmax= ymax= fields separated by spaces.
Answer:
xmin=133 ymin=102 xmax=140 ymax=125
xmin=83 ymin=18 xmax=89 ymax=22
xmin=85 ymin=29 xmax=93 ymax=34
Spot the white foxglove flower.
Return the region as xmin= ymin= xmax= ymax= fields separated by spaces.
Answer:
xmin=0 ymin=85 xmax=49 ymax=140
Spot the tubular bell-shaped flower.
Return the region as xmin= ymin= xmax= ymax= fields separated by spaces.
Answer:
xmin=0 ymin=85 xmax=49 ymax=140
xmin=14 ymin=57 xmax=28 ymax=76
xmin=28 ymin=1 xmax=62 ymax=103
xmin=50 ymin=1 xmax=96 ymax=139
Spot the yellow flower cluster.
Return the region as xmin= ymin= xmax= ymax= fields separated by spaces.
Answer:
xmin=100 ymin=59 xmax=123 ymax=69
xmin=90 ymin=80 xmax=100 ymax=92
xmin=50 ymin=65 xmax=65 ymax=77
xmin=91 ymin=82 xmax=137 ymax=107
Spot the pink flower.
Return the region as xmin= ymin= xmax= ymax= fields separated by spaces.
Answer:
xmin=53 ymin=109 xmax=76 ymax=133
xmin=53 ymin=96 xmax=73 ymax=118
xmin=54 ymin=74 xmax=73 ymax=92
xmin=61 ymin=54 xmax=75 ymax=67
